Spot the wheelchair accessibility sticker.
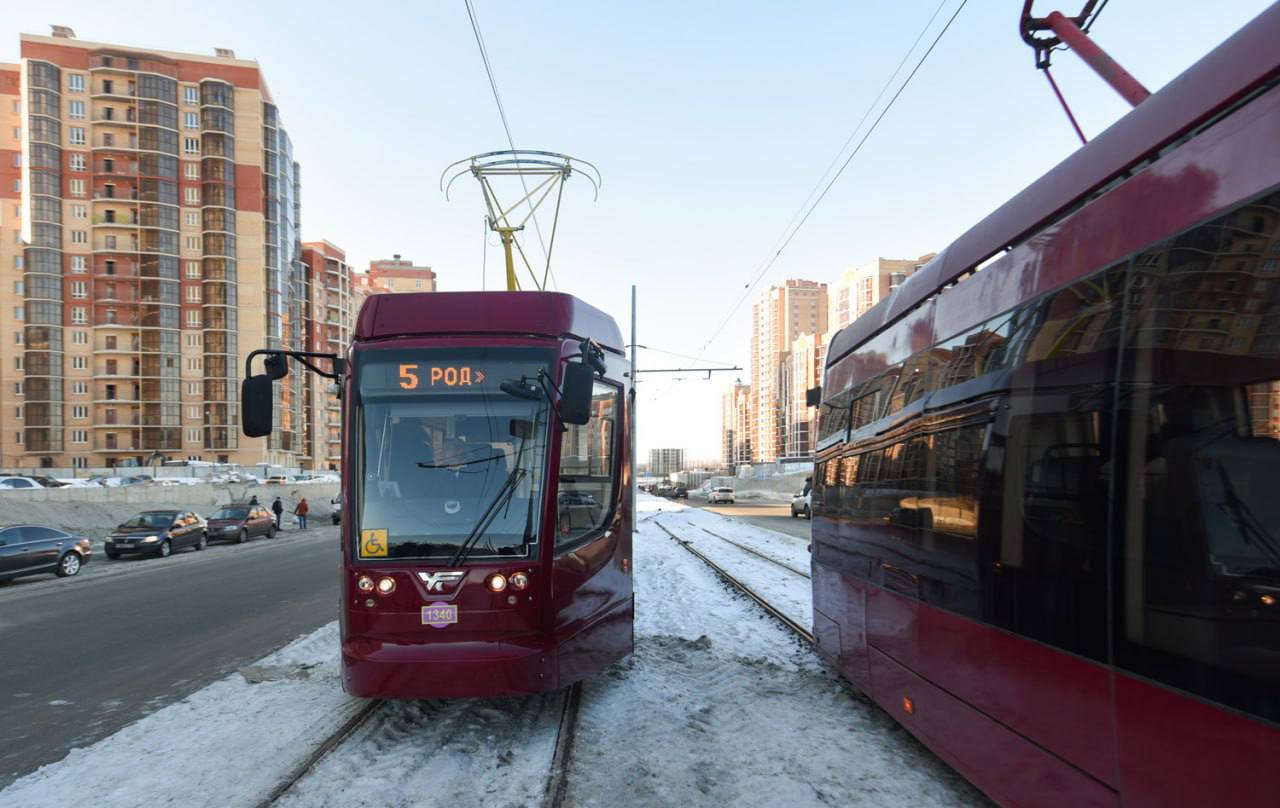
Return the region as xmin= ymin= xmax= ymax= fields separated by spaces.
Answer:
xmin=422 ymin=602 xmax=459 ymax=628
xmin=360 ymin=528 xmax=388 ymax=558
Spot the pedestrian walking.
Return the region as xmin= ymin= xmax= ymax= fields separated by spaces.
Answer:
xmin=249 ymin=494 xmax=260 ymax=507
xmin=294 ymin=497 xmax=309 ymax=529
xmin=271 ymin=496 xmax=284 ymax=530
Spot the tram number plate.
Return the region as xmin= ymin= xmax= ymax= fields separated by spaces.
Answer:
xmin=422 ymin=603 xmax=458 ymax=628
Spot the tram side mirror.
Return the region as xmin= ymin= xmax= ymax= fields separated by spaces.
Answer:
xmin=806 ymin=386 xmax=822 ymax=408
xmin=560 ymin=363 xmax=594 ymax=426
xmin=509 ymin=418 xmax=534 ymax=440
xmin=242 ymin=375 xmax=274 ymax=438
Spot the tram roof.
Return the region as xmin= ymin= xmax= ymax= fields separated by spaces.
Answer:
xmin=826 ymin=2 xmax=1280 ymax=368
xmin=354 ymin=290 xmax=625 ymax=352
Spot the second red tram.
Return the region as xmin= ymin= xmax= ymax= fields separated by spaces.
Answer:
xmin=811 ymin=6 xmax=1280 ymax=807
xmin=243 ymin=291 xmax=634 ymax=699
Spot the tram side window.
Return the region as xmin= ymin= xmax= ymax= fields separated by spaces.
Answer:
xmin=817 ymin=387 xmax=853 ymax=445
xmin=557 ymin=381 xmax=619 ymax=548
xmin=1114 ymin=192 xmax=1280 ymax=723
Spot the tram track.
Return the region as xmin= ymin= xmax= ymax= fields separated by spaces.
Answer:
xmin=255 ymin=698 xmax=385 ymax=808
xmin=653 ymin=520 xmax=814 ymax=644
xmin=698 ymin=526 xmax=811 ymax=579
xmin=541 ymin=681 xmax=584 ymax=808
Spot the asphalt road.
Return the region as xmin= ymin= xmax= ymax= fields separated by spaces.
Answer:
xmin=685 ymin=499 xmax=813 ymax=541
xmin=0 ymin=524 xmax=341 ymax=788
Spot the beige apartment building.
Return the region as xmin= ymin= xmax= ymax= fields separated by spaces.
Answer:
xmin=0 ymin=29 xmax=344 ymax=470
xmin=720 ymin=382 xmax=751 ymax=470
xmin=301 ymin=240 xmax=352 ymax=470
xmin=750 ymin=279 xmax=827 ymax=463
xmin=783 ymin=332 xmax=826 ymax=458
xmin=367 ymin=255 xmax=436 ymax=293
xmin=828 ymin=254 xmax=935 ymax=331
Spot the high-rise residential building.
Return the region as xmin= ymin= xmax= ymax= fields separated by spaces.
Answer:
xmin=827 ymin=254 xmax=935 ymax=331
xmin=301 ymin=240 xmax=353 ymax=470
xmin=368 ymin=255 xmax=435 ymax=294
xmin=1 ymin=63 xmax=23 ymax=466
xmin=720 ymin=382 xmax=751 ymax=470
xmin=3 ymin=29 xmax=312 ymax=468
xmin=783 ymin=331 xmax=826 ymax=458
xmin=750 ymin=279 xmax=827 ymax=463
xmin=648 ymin=447 xmax=685 ymax=476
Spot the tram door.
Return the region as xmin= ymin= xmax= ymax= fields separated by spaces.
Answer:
xmin=550 ymin=377 xmax=634 ymax=684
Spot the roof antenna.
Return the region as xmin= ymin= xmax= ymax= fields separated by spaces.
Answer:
xmin=1020 ymin=1 xmax=1151 ymax=144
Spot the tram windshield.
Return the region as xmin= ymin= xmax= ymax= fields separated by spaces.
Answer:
xmin=354 ymin=347 xmax=554 ymax=561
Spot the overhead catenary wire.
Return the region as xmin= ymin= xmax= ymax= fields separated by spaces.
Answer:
xmin=696 ymin=0 xmax=970 ymax=358
xmin=463 ymin=0 xmax=558 ymax=290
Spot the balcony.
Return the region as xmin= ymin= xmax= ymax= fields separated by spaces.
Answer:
xmin=89 ymin=55 xmax=178 ymax=78
xmin=93 ymin=214 xmax=138 ymax=226
xmin=93 ymin=160 xmax=140 ymax=177
xmin=94 ymin=311 xmax=141 ymax=327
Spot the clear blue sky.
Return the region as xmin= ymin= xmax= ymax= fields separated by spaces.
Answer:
xmin=5 ymin=0 xmax=1274 ymax=461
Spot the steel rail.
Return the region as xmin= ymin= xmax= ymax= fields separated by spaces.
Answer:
xmin=256 ymin=698 xmax=384 ymax=808
xmin=698 ymin=527 xmax=811 ymax=579
xmin=541 ymin=681 xmax=585 ymax=808
xmin=653 ymin=520 xmax=814 ymax=644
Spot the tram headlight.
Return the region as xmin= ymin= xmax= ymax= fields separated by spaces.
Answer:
xmin=509 ymin=571 xmax=529 ymax=590
xmin=376 ymin=576 xmax=396 ymax=595
xmin=356 ymin=575 xmax=375 ymax=593
xmin=487 ymin=573 xmax=508 ymax=592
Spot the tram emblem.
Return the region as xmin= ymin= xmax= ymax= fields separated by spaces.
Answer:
xmin=417 ymin=570 xmax=465 ymax=592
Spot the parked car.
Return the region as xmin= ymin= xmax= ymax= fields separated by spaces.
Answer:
xmin=264 ymin=475 xmax=290 ymax=485
xmin=0 ymin=476 xmax=45 ymax=490
xmin=790 ymin=491 xmax=811 ymax=519
xmin=708 ymin=487 xmax=736 ymax=505
xmin=0 ymin=525 xmax=93 ymax=581
xmin=330 ymin=496 xmax=342 ymax=525
xmin=25 ymin=475 xmax=70 ymax=488
xmin=672 ymin=485 xmax=689 ymax=499
xmin=206 ymin=504 xmax=276 ymax=543
xmin=105 ymin=510 xmax=208 ymax=559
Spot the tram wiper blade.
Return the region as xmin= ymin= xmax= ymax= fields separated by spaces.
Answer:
xmin=448 ymin=467 xmax=526 ymax=568
xmin=416 ymin=455 xmax=504 ymax=469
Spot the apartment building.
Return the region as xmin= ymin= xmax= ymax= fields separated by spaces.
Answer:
xmin=367 ymin=255 xmax=435 ymax=293
xmin=5 ymin=29 xmax=314 ymax=468
xmin=648 ymin=447 xmax=685 ymax=476
xmin=827 ymin=254 xmax=935 ymax=331
xmin=720 ymin=382 xmax=751 ymax=470
xmin=750 ymin=279 xmax=827 ymax=463
xmin=301 ymin=240 xmax=352 ymax=470
xmin=782 ymin=331 xmax=826 ymax=458
xmin=1 ymin=64 xmax=22 ymax=465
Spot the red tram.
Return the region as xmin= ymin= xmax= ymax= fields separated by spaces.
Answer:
xmin=811 ymin=7 xmax=1280 ymax=806
xmin=242 ymin=291 xmax=634 ymax=698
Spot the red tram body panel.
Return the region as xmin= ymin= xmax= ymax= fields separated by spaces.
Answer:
xmin=338 ymin=291 xmax=634 ymax=699
xmin=812 ymin=6 xmax=1280 ymax=806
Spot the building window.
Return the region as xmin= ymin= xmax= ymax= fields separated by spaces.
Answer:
xmin=71 ymin=307 xmax=87 ymax=325
xmin=72 ymin=405 xmax=88 ymax=419
xmin=183 ymin=137 xmax=200 ymax=155
xmin=71 ymin=330 xmax=88 ymax=345
xmin=70 ymin=230 xmax=87 ymax=245
xmin=9 ymin=153 xmax=17 ymax=167
xmin=184 ymin=162 xmax=199 ymax=180
xmin=68 ymin=74 xmax=85 ymax=92
xmin=71 ymin=355 xmax=87 ymax=369
xmin=12 ymin=179 xmax=19 ymax=193
xmin=187 ymin=405 xmax=199 ymax=419
xmin=186 ymin=333 xmax=200 ymax=347
xmin=69 ymin=153 xmax=86 ymax=172
xmin=186 ymin=236 xmax=200 ymax=250
xmin=71 ymin=281 xmax=88 ymax=299
xmin=71 ymin=255 xmax=87 ymax=273
xmin=73 ymin=381 xmax=88 ymax=395
xmin=187 ymin=310 xmax=200 ymax=327
xmin=12 ymin=281 xmax=21 ymax=295
xmin=14 ymin=382 xmax=22 ymax=396
xmin=184 ymin=211 xmax=199 ymax=227
xmin=184 ymin=86 xmax=199 ymax=105
xmin=184 ymin=111 xmax=199 ymax=130
xmin=187 ymin=382 xmax=199 ymax=395
xmin=71 ymin=203 xmax=87 ymax=219
xmin=15 ymin=406 xmax=21 ymax=419
xmin=185 ymin=261 xmax=201 ymax=278
xmin=14 ymin=356 xmax=21 ymax=370
xmin=14 ymin=307 xmax=22 ymax=321
xmin=72 ymin=430 xmax=88 ymax=444
xmin=187 ymin=357 xmax=202 ymax=371
xmin=69 ymin=179 xmax=86 ymax=198
xmin=185 ymin=286 xmax=200 ymax=303
xmin=68 ymin=100 xmax=86 ymax=119
xmin=69 ymin=127 xmax=86 ymax=145
xmin=13 ymin=331 xmax=21 ymax=344
xmin=15 ymin=433 xmax=21 ymax=445
xmin=184 ymin=187 xmax=200 ymax=205
xmin=187 ymin=428 xmax=201 ymax=442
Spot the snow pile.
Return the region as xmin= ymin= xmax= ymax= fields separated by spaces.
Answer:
xmin=0 ymin=623 xmax=358 ymax=808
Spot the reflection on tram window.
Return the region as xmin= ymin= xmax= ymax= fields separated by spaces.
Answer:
xmin=557 ymin=382 xmax=620 ymax=547
xmin=1116 ymin=191 xmax=1280 ymax=723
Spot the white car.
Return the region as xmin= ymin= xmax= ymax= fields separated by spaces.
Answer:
xmin=708 ymin=487 xmax=735 ymax=505
xmin=791 ymin=491 xmax=811 ymax=519
xmin=0 ymin=476 xmax=44 ymax=490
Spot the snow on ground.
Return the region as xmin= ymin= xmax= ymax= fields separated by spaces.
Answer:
xmin=561 ymin=500 xmax=986 ymax=807
xmin=0 ymin=622 xmax=358 ymax=808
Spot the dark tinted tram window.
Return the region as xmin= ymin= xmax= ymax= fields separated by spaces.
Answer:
xmin=817 ymin=387 xmax=852 ymax=445
xmin=1114 ymin=192 xmax=1280 ymax=723
xmin=557 ymin=381 xmax=619 ymax=548
xmin=982 ymin=264 xmax=1127 ymax=662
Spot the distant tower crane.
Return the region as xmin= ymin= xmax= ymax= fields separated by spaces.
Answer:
xmin=442 ymin=150 xmax=601 ymax=291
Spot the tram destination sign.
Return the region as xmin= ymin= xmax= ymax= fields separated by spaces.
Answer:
xmin=358 ymin=350 xmax=553 ymax=396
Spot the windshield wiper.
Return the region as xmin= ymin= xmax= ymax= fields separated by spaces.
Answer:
xmin=448 ymin=466 xmax=526 ymax=567
xmin=416 ymin=455 xmax=505 ymax=469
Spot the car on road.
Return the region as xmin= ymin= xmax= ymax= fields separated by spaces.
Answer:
xmin=206 ymin=504 xmax=276 ymax=543
xmin=263 ymin=475 xmax=290 ymax=485
xmin=791 ymin=491 xmax=811 ymax=519
xmin=672 ymin=485 xmax=689 ymax=499
xmin=105 ymin=510 xmax=208 ymax=559
xmin=708 ymin=487 xmax=735 ymax=505
xmin=0 ymin=476 xmax=45 ymax=490
xmin=0 ymin=525 xmax=93 ymax=581
xmin=330 ymin=496 xmax=342 ymax=525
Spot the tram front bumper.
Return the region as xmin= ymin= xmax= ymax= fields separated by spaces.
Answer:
xmin=341 ymin=635 xmax=559 ymax=699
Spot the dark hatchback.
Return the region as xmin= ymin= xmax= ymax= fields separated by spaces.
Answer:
xmin=206 ymin=504 xmax=276 ymax=543
xmin=0 ymin=525 xmax=93 ymax=582
xmin=105 ymin=511 xmax=208 ymax=559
